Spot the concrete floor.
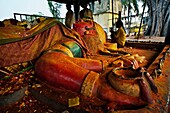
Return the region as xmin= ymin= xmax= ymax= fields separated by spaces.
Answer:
xmin=126 ymin=36 xmax=165 ymax=43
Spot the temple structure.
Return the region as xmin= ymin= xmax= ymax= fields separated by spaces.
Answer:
xmin=92 ymin=0 xmax=122 ymax=37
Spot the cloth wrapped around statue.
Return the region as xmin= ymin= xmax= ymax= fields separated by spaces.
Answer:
xmin=0 ymin=18 xmax=156 ymax=111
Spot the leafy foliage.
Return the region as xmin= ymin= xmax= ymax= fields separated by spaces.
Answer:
xmin=48 ymin=1 xmax=61 ymax=18
xmin=121 ymin=0 xmax=139 ymax=15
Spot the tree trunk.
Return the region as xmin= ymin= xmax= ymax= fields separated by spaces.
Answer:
xmin=145 ymin=0 xmax=170 ymax=36
xmin=127 ymin=0 xmax=131 ymax=35
xmin=161 ymin=1 xmax=170 ymax=36
xmin=138 ymin=0 xmax=146 ymax=38
xmin=165 ymin=21 xmax=170 ymax=44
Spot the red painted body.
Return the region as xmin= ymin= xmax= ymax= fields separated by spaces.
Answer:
xmin=35 ymin=52 xmax=103 ymax=92
xmin=35 ymin=51 xmax=150 ymax=110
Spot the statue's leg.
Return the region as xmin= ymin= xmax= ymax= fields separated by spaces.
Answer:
xmin=35 ymin=52 xmax=101 ymax=93
xmin=35 ymin=51 xmax=148 ymax=110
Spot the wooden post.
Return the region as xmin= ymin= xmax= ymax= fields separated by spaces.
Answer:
xmin=112 ymin=0 xmax=114 ymax=28
xmin=74 ymin=1 xmax=80 ymax=21
xmin=118 ymin=11 xmax=121 ymax=21
xmin=127 ymin=0 xmax=130 ymax=35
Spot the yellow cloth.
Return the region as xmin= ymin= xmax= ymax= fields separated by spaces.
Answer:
xmin=114 ymin=27 xmax=126 ymax=46
xmin=0 ymin=18 xmax=89 ymax=67
xmin=94 ymin=22 xmax=107 ymax=44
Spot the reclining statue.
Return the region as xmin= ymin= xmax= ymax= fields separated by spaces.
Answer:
xmin=0 ymin=17 xmax=156 ymax=111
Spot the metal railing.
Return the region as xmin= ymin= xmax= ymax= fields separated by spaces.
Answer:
xmin=14 ymin=13 xmax=51 ymax=21
xmin=13 ymin=13 xmax=65 ymax=24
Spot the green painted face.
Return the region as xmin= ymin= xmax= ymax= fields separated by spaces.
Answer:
xmin=62 ymin=42 xmax=82 ymax=58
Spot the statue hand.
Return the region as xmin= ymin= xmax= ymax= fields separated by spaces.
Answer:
xmin=97 ymin=83 xmax=147 ymax=111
